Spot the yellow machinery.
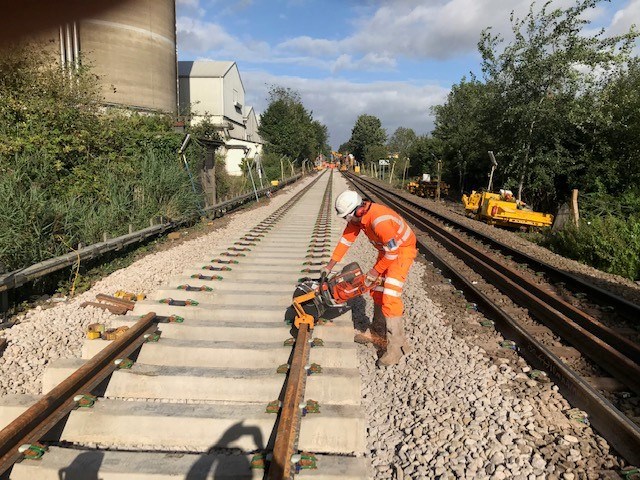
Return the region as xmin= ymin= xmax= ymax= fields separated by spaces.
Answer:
xmin=462 ymin=190 xmax=553 ymax=229
xmin=407 ymin=180 xmax=449 ymax=199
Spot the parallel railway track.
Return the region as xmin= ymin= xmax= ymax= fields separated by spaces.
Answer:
xmin=0 ymin=171 xmax=367 ymax=479
xmin=345 ymin=171 xmax=640 ymax=466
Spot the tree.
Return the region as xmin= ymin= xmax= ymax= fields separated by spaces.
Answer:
xmin=338 ymin=141 xmax=351 ymax=154
xmin=407 ymin=136 xmax=442 ymax=177
xmin=387 ymin=127 xmax=417 ymax=161
xmin=478 ymin=0 xmax=637 ymax=203
xmin=310 ymin=120 xmax=331 ymax=158
xmin=258 ymin=86 xmax=324 ymax=161
xmin=432 ymin=77 xmax=497 ymax=193
xmin=348 ymin=114 xmax=386 ymax=163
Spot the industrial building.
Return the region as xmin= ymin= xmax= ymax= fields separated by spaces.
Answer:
xmin=178 ymin=60 xmax=264 ymax=176
xmin=45 ymin=1 xmax=263 ymax=176
xmin=54 ymin=0 xmax=177 ymax=114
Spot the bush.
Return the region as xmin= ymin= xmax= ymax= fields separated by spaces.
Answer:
xmin=542 ymin=215 xmax=640 ymax=280
xmin=0 ymin=150 xmax=201 ymax=272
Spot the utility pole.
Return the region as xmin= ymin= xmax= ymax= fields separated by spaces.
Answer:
xmin=402 ymin=157 xmax=409 ymax=187
xmin=487 ymin=151 xmax=498 ymax=192
xmin=389 ymin=160 xmax=395 ymax=185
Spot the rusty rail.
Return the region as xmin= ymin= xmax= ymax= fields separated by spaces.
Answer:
xmin=346 ymin=172 xmax=640 ymax=466
xmin=268 ymin=323 xmax=312 ymax=479
xmin=0 ymin=312 xmax=157 ymax=475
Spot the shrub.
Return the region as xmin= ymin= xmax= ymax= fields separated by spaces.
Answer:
xmin=542 ymin=215 xmax=640 ymax=280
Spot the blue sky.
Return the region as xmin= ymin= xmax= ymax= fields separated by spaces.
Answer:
xmin=177 ymin=0 xmax=639 ymax=149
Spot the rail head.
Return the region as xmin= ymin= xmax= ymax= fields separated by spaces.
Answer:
xmin=0 ymin=312 xmax=158 ymax=475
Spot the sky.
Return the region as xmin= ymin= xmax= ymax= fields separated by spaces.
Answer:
xmin=176 ymin=0 xmax=640 ymax=149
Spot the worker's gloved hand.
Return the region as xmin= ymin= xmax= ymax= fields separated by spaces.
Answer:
xmin=321 ymin=259 xmax=337 ymax=277
xmin=365 ymin=268 xmax=380 ymax=287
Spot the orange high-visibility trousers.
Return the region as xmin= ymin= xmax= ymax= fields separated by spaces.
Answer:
xmin=370 ymin=247 xmax=417 ymax=317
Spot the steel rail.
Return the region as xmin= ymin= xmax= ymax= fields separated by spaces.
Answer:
xmin=0 ymin=312 xmax=158 ymax=475
xmin=351 ymin=176 xmax=640 ymax=359
xmin=269 ymin=323 xmax=312 ymax=479
xmin=346 ymin=174 xmax=640 ymax=466
xmin=362 ymin=176 xmax=640 ymax=321
xmin=268 ymin=170 xmax=333 ymax=479
xmin=347 ymin=173 xmax=640 ymax=393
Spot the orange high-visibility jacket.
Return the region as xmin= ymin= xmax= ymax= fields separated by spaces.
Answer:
xmin=330 ymin=203 xmax=416 ymax=274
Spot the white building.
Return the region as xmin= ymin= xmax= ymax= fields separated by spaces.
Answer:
xmin=178 ymin=60 xmax=263 ymax=175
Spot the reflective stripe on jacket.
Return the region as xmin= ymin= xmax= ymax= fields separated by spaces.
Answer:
xmin=330 ymin=203 xmax=416 ymax=273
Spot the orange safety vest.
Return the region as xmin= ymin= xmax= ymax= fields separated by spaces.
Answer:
xmin=330 ymin=203 xmax=416 ymax=274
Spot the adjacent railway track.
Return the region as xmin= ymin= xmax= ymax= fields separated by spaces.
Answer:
xmin=0 ymin=170 xmax=366 ymax=479
xmin=345 ymin=171 xmax=640 ymax=466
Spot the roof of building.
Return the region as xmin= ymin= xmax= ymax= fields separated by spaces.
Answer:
xmin=178 ymin=60 xmax=235 ymax=78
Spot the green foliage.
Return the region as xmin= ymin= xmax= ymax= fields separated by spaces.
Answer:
xmin=0 ymin=43 xmax=205 ymax=272
xmin=364 ymin=144 xmax=388 ymax=164
xmin=543 ymin=216 xmax=640 ymax=280
xmin=407 ymin=136 xmax=443 ymax=177
xmin=258 ymin=85 xmax=328 ymax=162
xmin=432 ymin=0 xmax=638 ymax=208
xmin=348 ymin=114 xmax=387 ymax=164
xmin=387 ymin=127 xmax=417 ymax=161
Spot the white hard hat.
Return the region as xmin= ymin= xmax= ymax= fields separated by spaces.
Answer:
xmin=335 ymin=190 xmax=362 ymax=218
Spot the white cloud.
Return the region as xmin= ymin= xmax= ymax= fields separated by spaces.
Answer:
xmin=608 ymin=0 xmax=640 ymax=36
xmin=242 ymin=70 xmax=449 ymax=149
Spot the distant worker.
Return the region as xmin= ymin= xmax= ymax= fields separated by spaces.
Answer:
xmin=322 ymin=190 xmax=417 ymax=366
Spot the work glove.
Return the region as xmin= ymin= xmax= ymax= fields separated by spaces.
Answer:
xmin=365 ymin=268 xmax=380 ymax=288
xmin=321 ymin=259 xmax=337 ymax=277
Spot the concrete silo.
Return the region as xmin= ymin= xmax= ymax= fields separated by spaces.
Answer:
xmin=58 ymin=0 xmax=177 ymax=114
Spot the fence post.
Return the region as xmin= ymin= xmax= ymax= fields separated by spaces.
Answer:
xmin=571 ymin=189 xmax=580 ymax=228
xmin=0 ymin=263 xmax=8 ymax=317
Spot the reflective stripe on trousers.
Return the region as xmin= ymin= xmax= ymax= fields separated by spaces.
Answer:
xmin=370 ymin=247 xmax=417 ymax=317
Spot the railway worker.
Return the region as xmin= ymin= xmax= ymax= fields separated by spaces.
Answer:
xmin=322 ymin=190 xmax=417 ymax=366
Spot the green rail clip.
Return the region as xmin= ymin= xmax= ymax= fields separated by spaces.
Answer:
xmin=277 ymin=364 xmax=290 ymax=374
xmin=266 ymin=400 xmax=281 ymax=414
xmin=191 ymin=274 xmax=223 ymax=280
xmin=567 ymin=408 xmax=589 ymax=425
xmin=622 ymin=467 xmax=640 ymax=480
xmin=307 ymin=363 xmax=322 ymax=375
xmin=74 ymin=394 xmax=97 ymax=408
xmin=479 ymin=320 xmax=494 ymax=327
xmin=18 ymin=443 xmax=48 ymax=460
xmin=528 ymin=370 xmax=549 ymax=382
xmin=293 ymin=453 xmax=318 ymax=472
xmin=302 ymin=399 xmax=320 ymax=415
xmin=250 ymin=454 xmax=267 ymax=470
xmin=311 ymin=338 xmax=324 ymax=347
xmin=115 ymin=358 xmax=134 ymax=369
xmin=499 ymin=340 xmax=517 ymax=351
xmin=168 ymin=315 xmax=184 ymax=323
xmin=283 ymin=338 xmax=295 ymax=347
xmin=144 ymin=332 xmax=161 ymax=343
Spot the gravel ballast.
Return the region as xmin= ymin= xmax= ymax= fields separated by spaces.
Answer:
xmin=340 ymin=226 xmax=623 ymax=479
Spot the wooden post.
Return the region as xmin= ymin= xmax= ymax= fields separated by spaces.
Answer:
xmin=389 ymin=160 xmax=395 ymax=184
xmin=402 ymin=157 xmax=409 ymax=187
xmin=280 ymin=158 xmax=284 ymax=181
xmin=436 ymin=159 xmax=442 ymax=201
xmin=201 ymin=145 xmax=216 ymax=208
xmin=571 ymin=189 xmax=580 ymax=228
